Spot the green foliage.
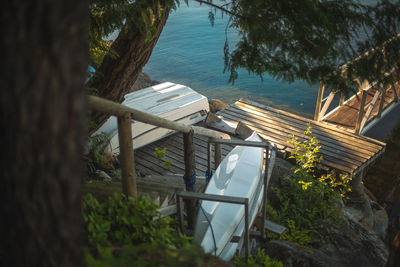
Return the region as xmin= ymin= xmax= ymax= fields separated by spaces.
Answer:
xmin=201 ymin=0 xmax=400 ymax=91
xmin=88 ymin=0 xmax=181 ymax=69
xmin=86 ymin=243 xmax=211 ymax=267
xmin=86 ymin=133 xmax=113 ymax=178
xmin=280 ymin=219 xmax=311 ymax=246
xmin=153 ymin=147 xmax=172 ymax=169
xmin=269 ymin=125 xmax=352 ymax=244
xmin=82 ymin=193 xmax=190 ymax=250
xmin=233 ymin=249 xmax=283 ymax=267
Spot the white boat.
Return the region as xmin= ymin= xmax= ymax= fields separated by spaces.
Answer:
xmin=93 ymin=82 xmax=209 ymax=153
xmin=194 ymin=132 xmax=266 ymax=261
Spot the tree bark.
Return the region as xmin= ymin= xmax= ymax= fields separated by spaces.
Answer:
xmin=88 ymin=3 xmax=171 ymax=133
xmin=0 ymin=1 xmax=88 ymax=266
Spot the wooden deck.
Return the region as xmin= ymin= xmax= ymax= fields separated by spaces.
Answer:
xmin=213 ymin=99 xmax=386 ymax=174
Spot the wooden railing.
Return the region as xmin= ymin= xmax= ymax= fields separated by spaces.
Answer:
xmin=314 ymin=70 xmax=399 ymax=134
xmin=88 ymin=95 xmax=230 ymax=199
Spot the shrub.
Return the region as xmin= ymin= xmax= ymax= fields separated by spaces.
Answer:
xmin=233 ymin=249 xmax=283 ymax=267
xmin=270 ymin=125 xmax=352 ymax=243
xmin=82 ymin=193 xmax=190 ymax=250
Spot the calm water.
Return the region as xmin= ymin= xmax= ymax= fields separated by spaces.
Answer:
xmin=143 ymin=1 xmax=318 ymax=116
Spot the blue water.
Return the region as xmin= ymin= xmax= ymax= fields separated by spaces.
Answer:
xmin=143 ymin=1 xmax=318 ymax=117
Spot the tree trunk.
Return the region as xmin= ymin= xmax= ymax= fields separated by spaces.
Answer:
xmin=88 ymin=3 xmax=171 ymax=133
xmin=0 ymin=1 xmax=88 ymax=266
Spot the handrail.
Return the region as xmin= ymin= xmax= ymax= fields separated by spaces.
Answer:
xmin=89 ymin=95 xmax=231 ymax=140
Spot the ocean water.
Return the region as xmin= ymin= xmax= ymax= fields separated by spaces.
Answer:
xmin=143 ymin=1 xmax=318 ymax=117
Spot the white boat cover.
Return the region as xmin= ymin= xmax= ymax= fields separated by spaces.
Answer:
xmin=194 ymin=132 xmax=265 ymax=260
xmin=93 ymin=82 xmax=209 ymax=152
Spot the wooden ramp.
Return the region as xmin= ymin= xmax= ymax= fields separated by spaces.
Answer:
xmin=212 ymin=99 xmax=386 ymax=175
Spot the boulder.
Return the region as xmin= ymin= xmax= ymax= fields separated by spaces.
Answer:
xmin=209 ymin=99 xmax=228 ymax=113
xmin=264 ymin=218 xmax=389 ymax=267
xmin=130 ymin=72 xmax=158 ymax=92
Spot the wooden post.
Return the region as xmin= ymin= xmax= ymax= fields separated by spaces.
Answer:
xmin=339 ymin=92 xmax=346 ymax=106
xmin=392 ymin=82 xmax=399 ymax=102
xmin=355 ymin=90 xmax=367 ymax=134
xmin=183 ymin=130 xmax=196 ymax=229
xmin=261 ymin=149 xmax=270 ymax=241
xmin=117 ymin=113 xmax=137 ymax=198
xmin=207 ymin=141 xmax=212 ymax=176
xmin=318 ymin=91 xmax=335 ymax=121
xmin=377 ymin=85 xmax=388 ymax=118
xmin=314 ymin=82 xmax=325 ymax=121
xmin=214 ymin=143 xmax=222 ymax=170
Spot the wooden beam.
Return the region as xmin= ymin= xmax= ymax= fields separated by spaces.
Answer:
xmin=314 ymin=82 xmax=325 ymax=121
xmin=392 ymin=82 xmax=399 ymax=102
xmin=118 ymin=113 xmax=137 ymax=198
xmin=377 ymin=85 xmax=388 ymax=118
xmin=318 ymin=91 xmax=335 ymax=121
xmin=355 ymin=90 xmax=367 ymax=134
xmin=214 ymin=143 xmax=222 ymax=170
xmin=339 ymin=92 xmax=346 ymax=106
xmin=183 ymin=130 xmax=196 ymax=229
xmin=360 ymin=90 xmax=381 ymax=131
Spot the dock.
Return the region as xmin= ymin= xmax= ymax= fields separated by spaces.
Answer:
xmin=133 ymin=98 xmax=386 ymax=176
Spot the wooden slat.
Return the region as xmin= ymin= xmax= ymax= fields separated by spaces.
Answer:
xmin=220 ymin=112 xmax=362 ymax=169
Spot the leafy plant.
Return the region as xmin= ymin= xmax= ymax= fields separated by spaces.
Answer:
xmin=153 ymin=147 xmax=172 ymax=169
xmin=82 ymin=193 xmax=190 ymax=250
xmin=280 ymin=219 xmax=311 ymax=245
xmin=269 ymin=125 xmax=352 ymax=244
xmin=233 ymin=249 xmax=283 ymax=267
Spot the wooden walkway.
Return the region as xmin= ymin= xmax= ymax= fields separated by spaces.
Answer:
xmin=134 ymin=99 xmax=386 ymax=176
xmin=213 ymin=99 xmax=386 ymax=175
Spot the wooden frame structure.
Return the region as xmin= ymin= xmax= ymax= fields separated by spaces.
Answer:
xmin=314 ymin=33 xmax=400 ymax=134
xmin=88 ymin=95 xmax=229 ymax=202
xmin=314 ymin=73 xmax=399 ymax=134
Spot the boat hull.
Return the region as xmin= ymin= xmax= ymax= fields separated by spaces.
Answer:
xmin=194 ymin=132 xmax=265 ymax=260
xmin=93 ymin=82 xmax=209 ymax=153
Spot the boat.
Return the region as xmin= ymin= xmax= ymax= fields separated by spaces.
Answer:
xmin=193 ymin=131 xmax=266 ymax=261
xmin=93 ymin=82 xmax=209 ymax=153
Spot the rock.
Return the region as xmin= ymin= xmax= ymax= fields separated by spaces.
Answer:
xmin=264 ymin=240 xmax=335 ymax=267
xmin=209 ymin=99 xmax=228 ymax=113
xmin=130 ymin=72 xmax=158 ymax=92
xmin=264 ymin=218 xmax=389 ymax=267
xmin=96 ymin=170 xmax=112 ymax=182
xmin=371 ymin=201 xmax=389 ymax=240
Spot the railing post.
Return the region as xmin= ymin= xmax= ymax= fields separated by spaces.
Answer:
xmin=261 ymin=150 xmax=269 ymax=241
xmin=355 ymin=90 xmax=367 ymax=134
xmin=214 ymin=143 xmax=222 ymax=169
xmin=339 ymin=92 xmax=346 ymax=106
xmin=183 ymin=130 xmax=196 ymax=229
xmin=118 ymin=113 xmax=137 ymax=198
xmin=314 ymin=81 xmax=325 ymax=121
xmin=377 ymin=85 xmax=388 ymax=118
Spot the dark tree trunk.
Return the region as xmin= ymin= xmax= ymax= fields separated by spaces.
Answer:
xmin=0 ymin=1 xmax=88 ymax=266
xmin=88 ymin=4 xmax=171 ymax=133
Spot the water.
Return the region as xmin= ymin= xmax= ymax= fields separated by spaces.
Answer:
xmin=143 ymin=1 xmax=319 ymax=117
